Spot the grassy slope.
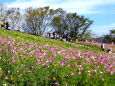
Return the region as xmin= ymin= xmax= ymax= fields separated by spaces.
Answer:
xmin=0 ymin=29 xmax=114 ymax=85
xmin=0 ymin=29 xmax=101 ymax=52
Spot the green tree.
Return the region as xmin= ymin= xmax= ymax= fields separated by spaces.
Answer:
xmin=25 ymin=6 xmax=55 ymax=36
xmin=51 ymin=11 xmax=93 ymax=41
xmin=50 ymin=8 xmax=66 ymax=35
xmin=104 ymin=29 xmax=115 ymax=43
xmin=110 ymin=29 xmax=115 ymax=34
xmin=65 ymin=13 xmax=93 ymax=40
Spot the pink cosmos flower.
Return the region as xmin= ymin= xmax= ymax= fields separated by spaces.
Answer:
xmin=10 ymin=43 xmax=14 ymax=47
xmin=38 ymin=46 xmax=42 ymax=48
xmin=75 ymin=58 xmax=79 ymax=61
xmin=36 ymin=59 xmax=42 ymax=65
xmin=45 ymin=44 xmax=49 ymax=47
xmin=12 ymin=50 xmax=15 ymax=54
xmin=55 ymin=81 xmax=59 ymax=86
xmin=61 ymin=49 xmax=67 ymax=52
xmin=37 ymin=59 xmax=42 ymax=62
xmin=36 ymin=62 xmax=40 ymax=65
xmin=23 ymin=46 xmax=27 ymax=48
xmin=9 ymin=60 xmax=15 ymax=64
xmin=78 ymin=71 xmax=82 ymax=74
xmin=36 ymin=53 xmax=39 ymax=57
xmin=45 ymin=59 xmax=51 ymax=63
xmin=40 ymin=53 xmax=46 ymax=58
xmin=7 ymin=41 xmax=11 ymax=45
xmin=42 ymin=63 xmax=49 ymax=66
xmin=70 ymin=63 xmax=76 ymax=67
xmin=71 ymin=73 xmax=76 ymax=75
xmin=28 ymin=70 xmax=32 ymax=72
xmin=78 ymin=66 xmax=84 ymax=70
xmin=6 ymin=49 xmax=10 ymax=53
xmin=50 ymin=48 xmax=56 ymax=51
xmin=29 ymin=45 xmax=33 ymax=49
xmin=60 ymin=62 xmax=65 ymax=66
xmin=11 ymin=56 xmax=15 ymax=59
xmin=102 ymin=59 xmax=108 ymax=63
xmin=65 ymin=56 xmax=70 ymax=59
xmin=0 ymin=47 xmax=2 ymax=50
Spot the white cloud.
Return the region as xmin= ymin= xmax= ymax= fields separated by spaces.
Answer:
xmin=96 ymin=23 xmax=115 ymax=29
xmin=6 ymin=0 xmax=115 ymax=14
xmin=91 ymin=23 xmax=115 ymax=36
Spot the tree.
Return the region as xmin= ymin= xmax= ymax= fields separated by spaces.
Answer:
xmin=110 ymin=29 xmax=115 ymax=34
xmin=80 ymin=30 xmax=93 ymax=41
xmin=80 ymin=19 xmax=93 ymax=38
xmin=24 ymin=6 xmax=55 ymax=36
xmin=50 ymin=8 xmax=66 ymax=35
xmin=51 ymin=11 xmax=93 ymax=41
xmin=104 ymin=29 xmax=115 ymax=43
xmin=6 ymin=8 xmax=22 ymax=30
xmin=64 ymin=13 xmax=93 ymax=40
xmin=0 ymin=3 xmax=8 ymax=21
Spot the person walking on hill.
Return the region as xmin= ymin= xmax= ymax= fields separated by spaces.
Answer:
xmin=101 ymin=44 xmax=105 ymax=51
xmin=1 ymin=20 xmax=5 ymax=29
xmin=62 ymin=34 xmax=68 ymax=42
xmin=5 ymin=22 xmax=9 ymax=30
xmin=48 ymin=32 xmax=51 ymax=39
xmin=52 ymin=32 xmax=55 ymax=39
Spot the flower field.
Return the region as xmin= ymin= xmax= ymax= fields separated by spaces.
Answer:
xmin=81 ymin=42 xmax=115 ymax=53
xmin=0 ymin=30 xmax=115 ymax=86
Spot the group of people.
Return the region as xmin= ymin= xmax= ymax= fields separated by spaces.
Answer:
xmin=47 ymin=32 xmax=69 ymax=42
xmin=48 ymin=33 xmax=113 ymax=54
xmin=0 ymin=20 xmax=9 ymax=30
xmin=101 ymin=44 xmax=112 ymax=54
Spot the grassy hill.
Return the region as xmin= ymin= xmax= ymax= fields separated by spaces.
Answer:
xmin=0 ymin=30 xmax=102 ymax=51
xmin=0 ymin=29 xmax=114 ymax=86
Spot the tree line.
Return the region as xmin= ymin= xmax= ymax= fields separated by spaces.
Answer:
xmin=104 ymin=29 xmax=115 ymax=43
xmin=0 ymin=4 xmax=94 ymax=41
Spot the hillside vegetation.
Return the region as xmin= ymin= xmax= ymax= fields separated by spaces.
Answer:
xmin=0 ymin=30 xmax=114 ymax=86
xmin=0 ymin=30 xmax=102 ymax=51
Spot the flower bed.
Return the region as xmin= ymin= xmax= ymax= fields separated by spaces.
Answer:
xmin=0 ymin=36 xmax=115 ymax=85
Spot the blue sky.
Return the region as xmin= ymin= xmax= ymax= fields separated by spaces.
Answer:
xmin=1 ymin=0 xmax=115 ymax=36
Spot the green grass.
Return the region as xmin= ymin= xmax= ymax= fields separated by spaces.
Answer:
xmin=0 ymin=29 xmax=114 ymax=86
xmin=0 ymin=29 xmax=101 ymax=52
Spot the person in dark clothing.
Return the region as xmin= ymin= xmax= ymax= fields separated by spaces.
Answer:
xmin=62 ymin=34 xmax=68 ymax=42
xmin=65 ymin=34 xmax=68 ymax=41
xmin=52 ymin=32 xmax=55 ymax=39
xmin=107 ymin=48 xmax=112 ymax=54
xmin=47 ymin=32 xmax=51 ymax=39
xmin=5 ymin=22 xmax=9 ymax=30
xmin=100 ymin=44 xmax=105 ymax=51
